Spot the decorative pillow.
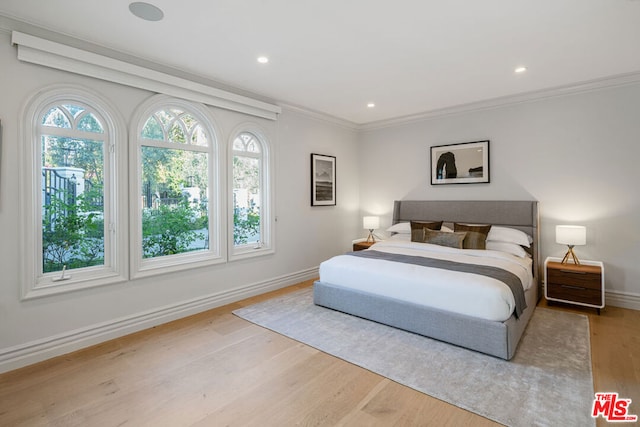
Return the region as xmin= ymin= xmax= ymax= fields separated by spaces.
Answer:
xmin=486 ymin=241 xmax=529 ymax=258
xmin=410 ymin=220 xmax=443 ymax=242
xmin=423 ymin=228 xmax=467 ymax=249
xmin=487 ymin=226 xmax=532 ymax=247
xmin=386 ymin=222 xmax=411 ymax=234
xmin=453 ymin=223 xmax=492 ymax=249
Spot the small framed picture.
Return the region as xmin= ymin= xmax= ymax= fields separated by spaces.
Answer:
xmin=430 ymin=140 xmax=490 ymax=185
xmin=310 ymin=153 xmax=336 ymax=206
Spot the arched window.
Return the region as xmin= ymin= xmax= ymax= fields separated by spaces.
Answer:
xmin=130 ymin=96 xmax=221 ymax=277
xmin=20 ymin=86 xmax=127 ymax=298
xmin=230 ymin=128 xmax=272 ymax=259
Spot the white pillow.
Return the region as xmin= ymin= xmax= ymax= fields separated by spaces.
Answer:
xmin=487 ymin=226 xmax=532 ymax=248
xmin=486 ymin=241 xmax=529 ymax=258
xmin=386 ymin=222 xmax=411 ymax=234
xmin=387 ymin=233 xmax=410 ymax=241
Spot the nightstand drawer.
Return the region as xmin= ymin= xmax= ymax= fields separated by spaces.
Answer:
xmin=547 ymin=283 xmax=602 ymax=306
xmin=547 ymin=267 xmax=601 ymax=290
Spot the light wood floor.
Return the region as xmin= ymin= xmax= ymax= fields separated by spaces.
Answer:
xmin=1 ymin=280 xmax=638 ymax=426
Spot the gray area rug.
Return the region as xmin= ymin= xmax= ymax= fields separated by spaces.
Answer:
xmin=233 ymin=288 xmax=595 ymax=427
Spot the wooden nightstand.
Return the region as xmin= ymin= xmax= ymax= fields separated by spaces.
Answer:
xmin=544 ymin=257 xmax=605 ymax=314
xmin=353 ymin=240 xmax=377 ymax=251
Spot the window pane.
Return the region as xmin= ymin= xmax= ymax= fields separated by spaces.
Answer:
xmin=168 ymin=122 xmax=186 ymax=143
xmin=62 ymin=104 xmax=85 ymax=119
xmin=233 ymin=155 xmax=260 ymax=245
xmin=181 ymin=114 xmax=197 ymax=132
xmin=141 ymin=116 xmax=164 ymax=140
xmin=245 ymin=140 xmax=260 ymax=153
xmin=41 ymin=134 xmax=105 ymax=273
xmin=42 ymin=107 xmax=72 ymax=128
xmin=156 ymin=110 xmax=175 ymax=127
xmin=190 ymin=124 xmax=208 ymax=146
xmin=233 ymin=132 xmax=260 ymax=153
xmin=141 ymin=146 xmax=209 ymax=258
xmin=77 ymin=113 xmax=104 ymax=133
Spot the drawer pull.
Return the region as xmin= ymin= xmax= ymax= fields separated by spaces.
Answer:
xmin=560 ymin=284 xmax=586 ymax=290
xmin=559 ymin=269 xmax=588 ymax=274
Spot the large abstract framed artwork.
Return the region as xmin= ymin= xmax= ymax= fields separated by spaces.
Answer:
xmin=430 ymin=140 xmax=490 ymax=185
xmin=311 ymin=153 xmax=336 ymax=206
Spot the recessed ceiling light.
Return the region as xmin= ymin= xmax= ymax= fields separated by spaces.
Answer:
xmin=367 ymin=103 xmax=375 ymax=108
xmin=515 ymin=66 xmax=527 ymax=73
xmin=257 ymin=56 xmax=269 ymax=64
xmin=129 ymin=2 xmax=164 ymax=22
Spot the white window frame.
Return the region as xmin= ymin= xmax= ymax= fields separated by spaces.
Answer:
xmin=19 ymin=85 xmax=128 ymax=299
xmin=129 ymin=95 xmax=224 ymax=278
xmin=228 ymin=124 xmax=274 ymax=260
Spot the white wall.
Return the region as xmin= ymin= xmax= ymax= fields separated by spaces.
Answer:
xmin=0 ymin=31 xmax=360 ymax=371
xmin=276 ymin=108 xmax=362 ymax=259
xmin=358 ymin=83 xmax=640 ymax=303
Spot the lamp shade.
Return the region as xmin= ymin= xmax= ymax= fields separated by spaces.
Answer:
xmin=363 ymin=216 xmax=380 ymax=230
xmin=556 ymin=225 xmax=586 ymax=246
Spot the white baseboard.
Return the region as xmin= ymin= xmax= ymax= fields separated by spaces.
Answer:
xmin=0 ymin=267 xmax=319 ymax=374
xmin=605 ymin=289 xmax=640 ymax=311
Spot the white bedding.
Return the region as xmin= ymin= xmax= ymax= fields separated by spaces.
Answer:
xmin=319 ymin=239 xmax=533 ymax=322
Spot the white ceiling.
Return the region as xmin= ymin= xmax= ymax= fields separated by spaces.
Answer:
xmin=1 ymin=0 xmax=640 ymax=125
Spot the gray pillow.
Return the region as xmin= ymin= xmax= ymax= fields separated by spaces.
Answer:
xmin=423 ymin=228 xmax=467 ymax=249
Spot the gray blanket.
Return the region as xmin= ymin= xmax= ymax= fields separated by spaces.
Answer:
xmin=347 ymin=250 xmax=527 ymax=318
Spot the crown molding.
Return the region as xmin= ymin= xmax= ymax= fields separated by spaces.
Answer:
xmin=359 ymin=71 xmax=640 ymax=132
xmin=279 ymin=103 xmax=359 ymax=131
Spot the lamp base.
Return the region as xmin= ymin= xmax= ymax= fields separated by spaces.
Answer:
xmin=561 ymin=245 xmax=581 ymax=265
xmin=366 ymin=230 xmax=376 ymax=244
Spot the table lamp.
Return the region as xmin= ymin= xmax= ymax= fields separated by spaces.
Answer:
xmin=363 ymin=216 xmax=380 ymax=243
xmin=556 ymin=225 xmax=586 ymax=264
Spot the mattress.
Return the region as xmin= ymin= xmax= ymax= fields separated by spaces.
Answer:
xmin=318 ymin=239 xmax=533 ymax=322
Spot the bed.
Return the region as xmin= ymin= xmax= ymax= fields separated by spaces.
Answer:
xmin=313 ymin=200 xmax=540 ymax=360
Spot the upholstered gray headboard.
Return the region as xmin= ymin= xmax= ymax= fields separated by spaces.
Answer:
xmin=392 ymin=200 xmax=540 ymax=296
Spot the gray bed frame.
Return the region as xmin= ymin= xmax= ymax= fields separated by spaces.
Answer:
xmin=314 ymin=200 xmax=540 ymax=360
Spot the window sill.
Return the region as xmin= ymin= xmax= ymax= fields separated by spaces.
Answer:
xmin=22 ymin=271 xmax=128 ymax=300
xmin=229 ymin=246 xmax=275 ymax=262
